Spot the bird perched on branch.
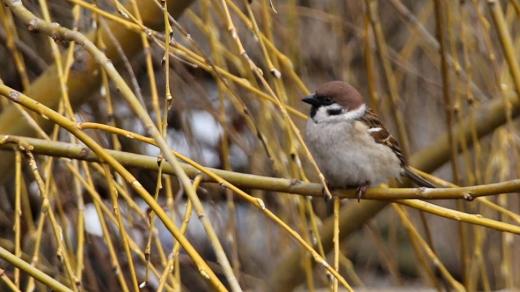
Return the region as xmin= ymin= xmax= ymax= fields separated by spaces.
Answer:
xmin=302 ymin=81 xmax=433 ymax=200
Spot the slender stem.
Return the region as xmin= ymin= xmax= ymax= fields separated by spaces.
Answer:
xmin=103 ymin=165 xmax=140 ymax=292
xmin=332 ymin=198 xmax=340 ymax=292
xmin=0 ymin=86 xmax=226 ymax=290
xmin=366 ymin=0 xmax=411 ymax=157
xmin=393 ymin=205 xmax=465 ymax=291
xmin=488 ymin=0 xmax=520 ymax=99
xmin=13 ymin=151 xmax=22 ymax=289
xmin=0 ymin=246 xmax=72 ymax=292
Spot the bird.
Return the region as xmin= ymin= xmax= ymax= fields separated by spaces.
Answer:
xmin=302 ymin=81 xmax=434 ymax=200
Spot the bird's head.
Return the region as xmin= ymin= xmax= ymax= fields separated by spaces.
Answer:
xmin=302 ymin=81 xmax=366 ymax=123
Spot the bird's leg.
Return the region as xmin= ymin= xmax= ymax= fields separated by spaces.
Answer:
xmin=356 ymin=181 xmax=370 ymax=202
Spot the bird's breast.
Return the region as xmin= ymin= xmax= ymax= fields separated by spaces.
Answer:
xmin=305 ymin=120 xmax=401 ymax=187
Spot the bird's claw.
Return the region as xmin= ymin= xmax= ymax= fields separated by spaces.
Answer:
xmin=356 ymin=182 xmax=369 ymax=202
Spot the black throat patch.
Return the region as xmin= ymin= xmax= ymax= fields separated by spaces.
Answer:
xmin=310 ymin=105 xmax=318 ymax=118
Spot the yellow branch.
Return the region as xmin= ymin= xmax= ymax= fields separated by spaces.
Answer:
xmin=0 ymin=246 xmax=72 ymax=292
xmin=3 ymin=135 xmax=520 ymax=202
xmin=0 ymin=84 xmax=226 ymax=290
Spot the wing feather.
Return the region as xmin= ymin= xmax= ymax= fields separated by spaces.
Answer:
xmin=358 ymin=109 xmax=406 ymax=166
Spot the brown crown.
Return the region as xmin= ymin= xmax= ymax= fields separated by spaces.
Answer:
xmin=315 ymin=81 xmax=364 ymax=110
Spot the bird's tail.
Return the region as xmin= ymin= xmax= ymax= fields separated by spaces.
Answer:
xmin=403 ymin=166 xmax=436 ymax=188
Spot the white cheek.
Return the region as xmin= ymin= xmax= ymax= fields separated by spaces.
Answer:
xmin=313 ymin=104 xmax=366 ymax=124
xmin=343 ymin=104 xmax=366 ymax=120
xmin=312 ymin=106 xmax=334 ymax=123
xmin=313 ymin=104 xmax=344 ymax=123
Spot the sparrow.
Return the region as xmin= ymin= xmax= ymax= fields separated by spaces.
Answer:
xmin=302 ymin=81 xmax=433 ymax=200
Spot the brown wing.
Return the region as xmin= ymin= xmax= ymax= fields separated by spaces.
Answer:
xmin=359 ymin=108 xmax=406 ymax=166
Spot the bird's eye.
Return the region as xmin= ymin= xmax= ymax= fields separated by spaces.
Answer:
xmin=322 ymin=96 xmax=333 ymax=104
xmin=327 ymin=108 xmax=343 ymax=115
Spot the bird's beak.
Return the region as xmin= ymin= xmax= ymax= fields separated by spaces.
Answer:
xmin=302 ymin=94 xmax=319 ymax=106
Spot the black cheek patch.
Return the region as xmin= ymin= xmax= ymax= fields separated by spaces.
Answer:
xmin=327 ymin=108 xmax=343 ymax=116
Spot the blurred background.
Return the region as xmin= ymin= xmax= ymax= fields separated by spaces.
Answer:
xmin=0 ymin=0 xmax=519 ymax=291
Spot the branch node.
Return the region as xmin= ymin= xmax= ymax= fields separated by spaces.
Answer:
xmin=7 ymin=90 xmax=20 ymax=102
xmin=28 ymin=19 xmax=39 ymax=32
xmin=270 ymin=68 xmax=281 ymax=79
xmin=463 ymin=192 xmax=474 ymax=201
xmin=289 ymin=179 xmax=302 ymax=187
xmin=78 ymin=147 xmax=90 ymax=158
